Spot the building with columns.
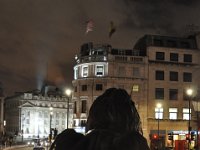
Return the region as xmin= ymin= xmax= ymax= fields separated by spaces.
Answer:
xmin=4 ymin=85 xmax=73 ymax=138
xmin=72 ymin=34 xmax=200 ymax=148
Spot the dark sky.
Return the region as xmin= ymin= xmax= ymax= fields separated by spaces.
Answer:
xmin=0 ymin=0 xmax=200 ymax=96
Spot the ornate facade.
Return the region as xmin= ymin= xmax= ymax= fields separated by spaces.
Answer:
xmin=5 ymin=85 xmax=73 ymax=138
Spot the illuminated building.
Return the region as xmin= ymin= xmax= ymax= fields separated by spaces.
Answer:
xmin=73 ymin=34 xmax=200 ymax=148
xmin=72 ymin=42 xmax=148 ymax=135
xmin=5 ymin=85 xmax=73 ymax=138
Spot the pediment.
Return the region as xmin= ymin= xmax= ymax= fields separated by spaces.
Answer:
xmin=19 ymin=101 xmax=36 ymax=108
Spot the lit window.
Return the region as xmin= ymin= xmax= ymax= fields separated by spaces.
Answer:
xmin=169 ymin=108 xmax=178 ymax=120
xmin=183 ymin=108 xmax=191 ymax=120
xmin=82 ymin=66 xmax=88 ymax=77
xmin=155 ymin=107 xmax=163 ymax=119
xmin=132 ymin=84 xmax=139 ymax=92
xmin=95 ymin=65 xmax=104 ymax=76
xmin=74 ymin=67 xmax=78 ymax=79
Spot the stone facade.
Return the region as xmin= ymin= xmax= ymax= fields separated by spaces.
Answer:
xmin=4 ymin=85 xmax=73 ymax=138
xmin=72 ymin=34 xmax=200 ymax=148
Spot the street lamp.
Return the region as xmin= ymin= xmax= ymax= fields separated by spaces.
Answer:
xmin=49 ymin=107 xmax=53 ymax=144
xmin=65 ymin=89 xmax=71 ymax=129
xmin=186 ymin=88 xmax=193 ymax=148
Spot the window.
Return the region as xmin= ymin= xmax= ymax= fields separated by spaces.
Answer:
xmin=183 ymin=108 xmax=191 ymax=120
xmin=169 ymin=108 xmax=178 ymax=120
xmin=184 ymin=54 xmax=192 ymax=63
xmin=74 ymin=67 xmax=78 ymax=79
xmin=155 ymin=70 xmax=164 ymax=80
xmin=169 ymin=89 xmax=178 ymax=100
xmin=96 ymin=84 xmax=103 ymax=91
xmin=170 ymin=71 xmax=178 ymax=81
xmin=132 ymin=84 xmax=139 ymax=92
xmin=95 ymin=65 xmax=104 ymax=76
xmin=183 ymin=72 xmax=192 ymax=82
xmin=155 ymin=107 xmax=163 ymax=119
xmin=81 ymin=85 xmax=87 ymax=91
xmin=156 ymin=52 xmax=165 ymax=60
xmin=155 ymin=88 xmax=164 ymax=99
xmin=133 ymin=67 xmax=140 ymax=77
xmin=81 ymin=100 xmax=87 ymax=113
xmin=82 ymin=66 xmax=88 ymax=77
xmin=80 ymin=120 xmax=87 ymax=127
xmin=170 ymin=53 xmax=178 ymax=62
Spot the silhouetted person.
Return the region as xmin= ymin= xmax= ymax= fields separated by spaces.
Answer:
xmin=50 ymin=88 xmax=150 ymax=150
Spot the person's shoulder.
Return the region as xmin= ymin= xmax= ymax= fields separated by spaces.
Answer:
xmin=53 ymin=129 xmax=84 ymax=150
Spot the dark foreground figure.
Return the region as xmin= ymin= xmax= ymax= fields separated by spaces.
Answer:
xmin=50 ymin=88 xmax=150 ymax=150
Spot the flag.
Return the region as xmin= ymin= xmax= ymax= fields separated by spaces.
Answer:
xmin=85 ymin=19 xmax=94 ymax=34
xmin=109 ymin=21 xmax=116 ymax=38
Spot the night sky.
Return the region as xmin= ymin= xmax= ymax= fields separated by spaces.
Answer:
xmin=0 ymin=0 xmax=200 ymax=96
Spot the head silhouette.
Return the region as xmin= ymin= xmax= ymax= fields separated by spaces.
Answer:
xmin=86 ymin=88 xmax=141 ymax=133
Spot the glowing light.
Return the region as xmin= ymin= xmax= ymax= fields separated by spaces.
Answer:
xmin=156 ymin=103 xmax=162 ymax=108
xmin=49 ymin=107 xmax=53 ymax=111
xmin=186 ymin=89 xmax=193 ymax=96
xmin=65 ymin=89 xmax=71 ymax=96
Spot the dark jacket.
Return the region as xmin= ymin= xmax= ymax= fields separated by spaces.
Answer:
xmin=52 ymin=129 xmax=150 ymax=150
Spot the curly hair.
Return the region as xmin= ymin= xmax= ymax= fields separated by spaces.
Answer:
xmin=86 ymin=88 xmax=142 ymax=134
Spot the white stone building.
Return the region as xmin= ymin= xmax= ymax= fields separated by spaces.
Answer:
xmin=5 ymin=85 xmax=73 ymax=139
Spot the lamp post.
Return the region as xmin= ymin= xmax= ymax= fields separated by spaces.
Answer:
xmin=65 ymin=89 xmax=71 ymax=129
xmin=49 ymin=107 xmax=53 ymax=144
xmin=186 ymin=88 xmax=193 ymax=149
